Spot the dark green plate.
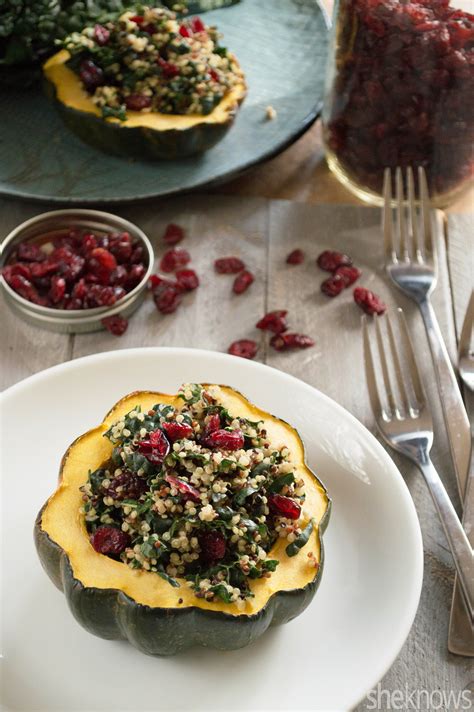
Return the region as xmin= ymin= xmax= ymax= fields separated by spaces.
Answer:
xmin=0 ymin=0 xmax=329 ymax=204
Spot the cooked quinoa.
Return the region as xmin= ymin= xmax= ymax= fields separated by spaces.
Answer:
xmin=62 ymin=5 xmax=243 ymax=120
xmin=81 ymin=383 xmax=315 ymax=604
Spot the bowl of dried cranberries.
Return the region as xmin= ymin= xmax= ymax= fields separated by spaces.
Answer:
xmin=1 ymin=209 xmax=154 ymax=333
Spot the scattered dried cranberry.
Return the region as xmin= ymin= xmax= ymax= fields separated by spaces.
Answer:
xmin=270 ymin=333 xmax=315 ymax=351
xmin=137 ymin=429 xmax=170 ymax=464
xmin=163 ymin=223 xmax=185 ymax=245
xmin=175 ymin=269 xmax=199 ymax=292
xmin=179 ymin=24 xmax=191 ymax=37
xmin=228 ymin=339 xmax=258 ymax=359
xmin=49 ymin=275 xmax=66 ymax=304
xmin=199 ymin=529 xmax=226 ymax=564
xmin=79 ymin=59 xmax=104 ymax=91
xmin=335 ymin=265 xmax=361 ymax=287
xmin=162 ymin=420 xmax=194 ymax=441
xmin=321 ymin=274 xmax=346 ymax=297
xmin=202 ymin=428 xmax=245 ymax=451
xmin=17 ymin=242 xmax=46 ymax=262
xmin=256 ymin=310 xmax=288 ymax=334
xmin=353 ymin=287 xmax=387 ymax=316
xmin=317 ymin=250 xmax=352 ymax=272
xmin=6 ymin=274 xmax=44 ymax=304
xmin=286 ymin=249 xmax=305 ymax=265
xmin=153 ymin=283 xmax=182 ymax=314
xmin=160 ymin=247 xmax=191 ymax=273
xmin=93 ymin=23 xmax=110 ymax=45
xmin=102 ymin=314 xmax=129 ymax=336
xmin=125 ymin=94 xmax=152 ymax=111
xmin=108 ymin=232 xmax=132 ymax=263
xmin=157 ymin=57 xmax=179 ymax=78
xmin=233 ymin=270 xmax=254 ymax=295
xmin=268 ymin=494 xmax=301 ymax=520
xmin=214 ymin=257 xmax=245 ymax=274
xmin=203 ymin=413 xmax=221 ymax=437
xmin=165 ymin=474 xmax=200 ymax=502
xmin=90 ymin=526 xmax=130 ymax=555
xmin=88 ymin=247 xmax=117 ymax=284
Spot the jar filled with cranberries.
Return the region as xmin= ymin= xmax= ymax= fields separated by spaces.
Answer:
xmin=322 ymin=0 xmax=474 ymax=206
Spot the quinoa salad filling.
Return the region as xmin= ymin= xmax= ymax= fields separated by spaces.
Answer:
xmin=62 ymin=5 xmax=243 ymax=120
xmin=81 ymin=384 xmax=315 ymax=605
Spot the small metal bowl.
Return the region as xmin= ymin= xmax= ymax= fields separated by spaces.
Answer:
xmin=0 ymin=209 xmax=154 ymax=333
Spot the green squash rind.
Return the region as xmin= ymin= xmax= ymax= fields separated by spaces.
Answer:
xmin=43 ymin=74 xmax=243 ymax=161
xmin=34 ymin=499 xmax=330 ymax=655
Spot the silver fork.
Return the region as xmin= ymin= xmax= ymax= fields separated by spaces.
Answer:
xmin=383 ymin=167 xmax=471 ymax=500
xmin=363 ymin=308 xmax=474 ymax=619
xmin=449 ymin=291 xmax=474 ymax=655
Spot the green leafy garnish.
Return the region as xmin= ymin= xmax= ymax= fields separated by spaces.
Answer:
xmin=286 ymin=520 xmax=314 ymax=557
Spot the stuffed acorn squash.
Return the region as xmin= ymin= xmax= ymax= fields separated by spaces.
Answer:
xmin=35 ymin=383 xmax=330 ymax=655
xmin=43 ymin=7 xmax=246 ymax=160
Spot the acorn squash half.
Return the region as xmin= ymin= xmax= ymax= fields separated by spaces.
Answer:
xmin=34 ymin=385 xmax=331 ymax=655
xmin=43 ymin=49 xmax=247 ymax=160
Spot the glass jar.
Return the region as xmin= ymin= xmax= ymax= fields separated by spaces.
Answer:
xmin=322 ymin=0 xmax=474 ymax=206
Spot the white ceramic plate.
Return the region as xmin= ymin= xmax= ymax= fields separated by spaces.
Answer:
xmin=1 ymin=348 xmax=423 ymax=712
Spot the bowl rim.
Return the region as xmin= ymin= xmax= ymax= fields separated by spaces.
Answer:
xmin=0 ymin=208 xmax=154 ymax=319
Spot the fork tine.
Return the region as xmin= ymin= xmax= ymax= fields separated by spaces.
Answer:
xmin=458 ymin=290 xmax=474 ymax=361
xmin=362 ymin=316 xmax=385 ymax=420
xmin=374 ymin=315 xmax=397 ymax=417
xmin=386 ymin=313 xmax=411 ymax=416
xmin=407 ymin=167 xmax=421 ymax=263
xmin=418 ymin=166 xmax=433 ymax=257
xmin=397 ymin=307 xmax=426 ymax=408
xmin=396 ymin=166 xmax=408 ymax=261
xmin=383 ymin=168 xmax=396 ymax=263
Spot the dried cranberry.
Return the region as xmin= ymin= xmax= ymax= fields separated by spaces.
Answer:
xmin=7 ymin=274 xmax=44 ymax=304
xmin=102 ymin=314 xmax=128 ymax=336
xmin=153 ymin=283 xmax=182 ymax=314
xmin=228 ymin=339 xmax=258 ymax=359
xmin=162 ymin=420 xmax=194 ymax=441
xmin=103 ymin=470 xmax=147 ymax=500
xmin=210 ymin=69 xmax=219 ymax=82
xmin=321 ymin=274 xmax=346 ymax=297
xmin=163 ymin=223 xmax=185 ymax=245
xmin=81 ymin=233 xmax=98 ymax=254
xmin=268 ymin=494 xmax=301 ymax=520
xmin=125 ymin=94 xmax=152 ymax=111
xmin=160 ymin=247 xmax=191 ymax=273
xmin=148 ymin=274 xmax=168 ymax=290
xmin=130 ymin=15 xmax=144 ymax=24
xmin=110 ymin=265 xmax=128 ymax=286
xmin=202 ymin=429 xmax=245 ymax=451
xmin=17 ymin=242 xmax=46 ymax=262
xmin=270 ymin=333 xmax=315 ymax=351
xmin=203 ymin=413 xmax=221 ymax=436
xmin=317 ymin=250 xmax=352 ymax=272
xmin=191 ymin=17 xmax=206 ymax=33
xmin=353 ymin=287 xmax=387 ymax=315
xmin=256 ymin=310 xmax=288 ymax=334
xmin=137 ymin=429 xmax=170 ymax=464
xmin=165 ymin=474 xmax=200 ymax=502
xmin=79 ymin=59 xmax=104 ymax=91
xmin=199 ymin=529 xmax=226 ymax=564
xmin=2 ymin=263 xmax=31 ymax=282
xmin=179 ymin=24 xmax=191 ymax=37
xmin=175 ymin=269 xmax=199 ymax=291
xmin=157 ymin=57 xmax=179 ymax=78
xmin=54 ymin=250 xmax=85 ymax=283
xmin=93 ymin=23 xmax=110 ymax=45
xmin=233 ymin=270 xmax=254 ymax=295
xmin=335 ymin=265 xmax=361 ymax=286
xmin=286 ymin=249 xmax=305 ymax=265
xmin=88 ymin=247 xmax=117 ymax=284
xmin=49 ymin=275 xmax=66 ymax=304
xmin=214 ymin=257 xmax=245 ymax=274
xmin=90 ymin=526 xmax=130 ymax=555
xmin=126 ymin=263 xmax=146 ymax=289
xmin=29 ymin=261 xmax=57 ymax=281
xmin=130 ymin=244 xmax=144 ymax=263
xmin=86 ymin=284 xmax=120 ymax=307
xmin=108 ymin=232 xmax=132 ymax=263
xmin=71 ymin=278 xmax=87 ymax=301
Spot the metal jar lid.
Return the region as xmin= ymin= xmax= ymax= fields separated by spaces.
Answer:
xmin=0 ymin=209 xmax=154 ymax=333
